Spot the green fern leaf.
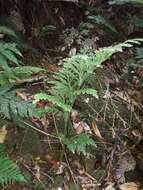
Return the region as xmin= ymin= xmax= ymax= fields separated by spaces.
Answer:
xmin=0 ymin=145 xmax=26 ymax=186
xmin=0 ymin=99 xmax=11 ymax=119
xmin=0 ymin=26 xmax=18 ymax=38
xmin=0 ymin=94 xmax=39 ymax=120
xmin=0 ymin=54 xmax=11 ymax=71
xmin=0 ymin=156 xmax=26 ymax=186
xmin=74 ymin=88 xmax=98 ymax=98
xmin=2 ymin=49 xmax=19 ymax=65
xmin=0 ymin=42 xmax=22 ymax=71
xmin=0 ymin=85 xmax=13 ymax=95
xmin=12 ymin=66 xmax=44 ymax=77
xmin=0 ymin=66 xmax=44 ymax=85
xmin=34 ymin=39 xmax=143 ymax=115
xmin=5 ymin=43 xmax=22 ymax=57
xmin=0 ymin=144 xmax=6 ymax=156
xmin=136 ymin=48 xmax=143 ymax=59
xmin=34 ymin=93 xmax=72 ymax=112
xmin=64 ymin=134 xmax=96 ymax=155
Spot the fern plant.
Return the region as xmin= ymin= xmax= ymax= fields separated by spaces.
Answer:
xmin=0 ymin=25 xmax=43 ymax=83
xmin=0 ymin=42 xmax=21 ymax=71
xmin=0 ymin=25 xmax=44 ymax=120
xmin=34 ymin=39 xmax=143 ymax=155
xmin=64 ymin=134 xmax=96 ymax=155
xmin=0 ymin=25 xmax=44 ymax=187
xmin=0 ymin=144 xmax=26 ymax=187
xmin=0 ymin=25 xmax=18 ymax=38
xmin=0 ymin=92 xmax=40 ymax=120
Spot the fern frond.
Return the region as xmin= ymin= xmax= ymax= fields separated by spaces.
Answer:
xmin=0 ymin=145 xmax=26 ymax=186
xmin=34 ymin=93 xmax=72 ymax=112
xmin=0 ymin=66 xmax=44 ymax=85
xmin=34 ymin=39 xmax=143 ymax=112
xmin=74 ymin=88 xmax=98 ymax=98
xmin=64 ymin=134 xmax=96 ymax=155
xmin=0 ymin=26 xmax=18 ymax=38
xmin=135 ymin=48 xmax=143 ymax=60
xmin=12 ymin=66 xmax=44 ymax=79
xmin=0 ymin=156 xmax=26 ymax=186
xmin=4 ymin=43 xmax=22 ymax=56
xmin=0 ymin=43 xmax=22 ymax=71
xmin=0 ymin=85 xmax=13 ymax=95
xmin=0 ymin=94 xmax=39 ymax=120
xmin=0 ymin=73 xmax=13 ymax=85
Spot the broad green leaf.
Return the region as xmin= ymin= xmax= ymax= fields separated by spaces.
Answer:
xmin=2 ymin=50 xmax=19 ymax=65
xmin=0 ymin=26 xmax=18 ymax=38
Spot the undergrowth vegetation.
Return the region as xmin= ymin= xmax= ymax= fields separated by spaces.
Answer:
xmin=0 ymin=25 xmax=44 ymax=186
xmin=34 ymin=39 xmax=143 ymax=156
xmin=0 ymin=0 xmax=143 ymax=189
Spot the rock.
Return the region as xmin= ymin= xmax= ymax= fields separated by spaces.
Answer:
xmin=115 ymin=151 xmax=136 ymax=183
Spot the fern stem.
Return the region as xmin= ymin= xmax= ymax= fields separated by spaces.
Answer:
xmin=63 ymin=110 xmax=72 ymax=139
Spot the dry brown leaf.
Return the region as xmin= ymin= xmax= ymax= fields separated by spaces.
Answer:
xmin=71 ymin=110 xmax=80 ymax=123
xmin=44 ymin=153 xmax=60 ymax=170
xmin=0 ymin=126 xmax=7 ymax=143
xmin=119 ymin=182 xmax=140 ymax=190
xmin=41 ymin=116 xmax=49 ymax=131
xmin=92 ymin=120 xmax=103 ymax=139
xmin=111 ymin=128 xmax=116 ymax=139
xmin=44 ymin=64 xmax=59 ymax=73
xmin=34 ymin=164 xmax=40 ymax=180
xmin=69 ymin=48 xmax=77 ymax=56
xmin=56 ymin=162 xmax=67 ymax=174
xmin=73 ymin=122 xmax=84 ymax=134
xmin=36 ymin=100 xmax=47 ymax=109
xmin=59 ymin=16 xmax=65 ymax=25
xmin=16 ymin=91 xmax=28 ymax=101
xmin=104 ymin=182 xmax=115 ymax=190
xmin=71 ymin=111 xmax=92 ymax=134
